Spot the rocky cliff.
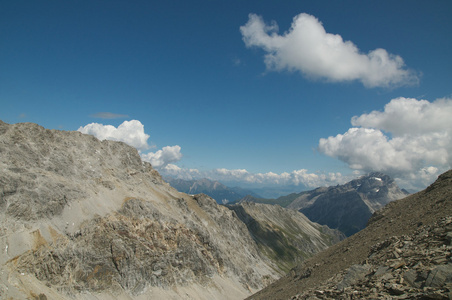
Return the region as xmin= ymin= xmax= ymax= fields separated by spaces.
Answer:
xmin=247 ymin=169 xmax=452 ymax=300
xmin=0 ymin=121 xmax=341 ymax=300
xmin=0 ymin=121 xmax=278 ymax=299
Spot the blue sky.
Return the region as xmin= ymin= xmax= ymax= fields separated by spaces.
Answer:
xmin=1 ymin=1 xmax=451 ymax=191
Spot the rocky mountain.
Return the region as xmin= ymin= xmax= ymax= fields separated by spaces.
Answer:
xmin=288 ymin=172 xmax=409 ymax=212
xmin=166 ymin=177 xmax=261 ymax=204
xmin=0 ymin=121 xmax=341 ymax=300
xmin=0 ymin=121 xmax=275 ymax=299
xmin=247 ymin=169 xmax=452 ymax=300
xmin=295 ymin=173 xmax=409 ymax=236
xmin=242 ymin=173 xmax=408 ymax=237
xmin=228 ymin=202 xmax=345 ymax=273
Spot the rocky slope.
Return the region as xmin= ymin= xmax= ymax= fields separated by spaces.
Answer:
xmin=228 ymin=202 xmax=344 ymax=273
xmin=0 ymin=121 xmax=278 ymax=299
xmin=247 ymin=169 xmax=452 ymax=300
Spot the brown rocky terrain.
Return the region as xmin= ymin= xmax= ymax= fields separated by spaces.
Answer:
xmin=0 ymin=121 xmax=341 ymax=299
xmin=248 ymin=169 xmax=452 ymax=299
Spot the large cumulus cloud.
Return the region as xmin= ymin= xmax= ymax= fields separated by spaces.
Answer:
xmin=318 ymin=97 xmax=452 ymax=189
xmin=241 ymin=13 xmax=419 ymax=88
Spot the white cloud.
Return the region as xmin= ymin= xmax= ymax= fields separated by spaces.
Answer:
xmin=141 ymin=146 xmax=183 ymax=169
xmin=351 ymin=97 xmax=452 ymax=135
xmin=161 ymin=164 xmax=202 ymax=179
xmin=78 ymin=120 xmax=150 ymax=150
xmin=241 ymin=13 xmax=419 ymax=88
xmin=318 ymin=97 xmax=452 ymax=190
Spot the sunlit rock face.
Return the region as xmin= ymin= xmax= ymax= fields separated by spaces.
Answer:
xmin=0 ymin=120 xmax=280 ymax=299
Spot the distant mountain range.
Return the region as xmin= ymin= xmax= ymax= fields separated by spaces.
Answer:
xmin=165 ymin=177 xmax=262 ymax=204
xmin=241 ymin=172 xmax=410 ymax=236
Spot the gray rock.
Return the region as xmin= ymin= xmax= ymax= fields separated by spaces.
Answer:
xmin=425 ymin=264 xmax=452 ymax=287
xmin=403 ymin=269 xmax=423 ymax=288
xmin=374 ymin=265 xmax=391 ymax=277
xmin=336 ymin=264 xmax=371 ymax=290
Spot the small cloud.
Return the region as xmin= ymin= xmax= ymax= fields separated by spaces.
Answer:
xmin=90 ymin=112 xmax=129 ymax=119
xmin=240 ymin=13 xmax=419 ymax=88
xmin=232 ymin=58 xmax=242 ymax=66
xmin=141 ymin=145 xmax=183 ymax=169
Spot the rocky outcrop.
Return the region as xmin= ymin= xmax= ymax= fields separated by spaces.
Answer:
xmin=9 ymin=196 xmax=270 ymax=295
xmin=0 ymin=121 xmax=278 ymax=299
xmin=247 ymin=169 xmax=452 ymax=300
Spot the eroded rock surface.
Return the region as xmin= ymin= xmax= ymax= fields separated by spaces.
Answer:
xmin=0 ymin=121 xmax=277 ymax=299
